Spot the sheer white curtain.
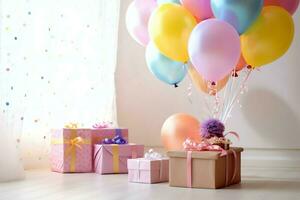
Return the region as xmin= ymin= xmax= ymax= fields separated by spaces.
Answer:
xmin=0 ymin=0 xmax=120 ymax=180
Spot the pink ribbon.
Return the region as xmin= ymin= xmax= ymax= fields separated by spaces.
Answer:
xmin=224 ymin=131 xmax=240 ymax=140
xmin=183 ymin=138 xmax=228 ymax=156
xmin=92 ymin=121 xmax=113 ymax=129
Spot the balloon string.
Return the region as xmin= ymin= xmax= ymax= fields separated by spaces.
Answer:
xmin=223 ymin=68 xmax=252 ymax=123
xmin=220 ymin=72 xmax=233 ymax=121
xmin=221 ymin=67 xmax=238 ymax=122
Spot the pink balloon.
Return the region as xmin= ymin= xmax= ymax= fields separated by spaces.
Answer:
xmin=264 ymin=0 xmax=299 ymax=15
xmin=188 ymin=19 xmax=241 ymax=82
xmin=126 ymin=0 xmax=157 ymax=46
xmin=181 ymin=0 xmax=213 ymax=21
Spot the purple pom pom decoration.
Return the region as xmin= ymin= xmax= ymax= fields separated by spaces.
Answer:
xmin=201 ymin=118 xmax=225 ymax=138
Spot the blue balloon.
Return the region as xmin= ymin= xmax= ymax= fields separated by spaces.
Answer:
xmin=157 ymin=0 xmax=181 ymax=5
xmin=211 ymin=0 xmax=263 ymax=34
xmin=145 ymin=43 xmax=187 ymax=87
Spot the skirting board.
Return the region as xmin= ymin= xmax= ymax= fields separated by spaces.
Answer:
xmin=145 ymin=146 xmax=300 ymax=180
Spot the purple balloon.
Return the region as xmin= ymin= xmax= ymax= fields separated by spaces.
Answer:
xmin=126 ymin=0 xmax=157 ymax=46
xmin=181 ymin=0 xmax=213 ymax=21
xmin=188 ymin=19 xmax=241 ymax=82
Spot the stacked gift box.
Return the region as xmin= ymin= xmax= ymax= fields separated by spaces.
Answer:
xmin=50 ymin=123 xmax=144 ymax=174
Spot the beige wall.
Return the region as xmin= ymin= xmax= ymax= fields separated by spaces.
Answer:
xmin=116 ymin=0 xmax=300 ymax=150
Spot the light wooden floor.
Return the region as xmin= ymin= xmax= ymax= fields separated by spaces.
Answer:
xmin=1 ymin=169 xmax=300 ymax=200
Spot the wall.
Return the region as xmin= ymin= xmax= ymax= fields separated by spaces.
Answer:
xmin=116 ymin=0 xmax=300 ymax=169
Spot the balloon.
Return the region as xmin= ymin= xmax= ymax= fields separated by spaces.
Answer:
xmin=241 ymin=6 xmax=294 ymax=67
xmin=188 ymin=65 xmax=229 ymax=95
xmin=145 ymin=43 xmax=187 ymax=86
xmin=188 ymin=19 xmax=241 ymax=82
xmin=235 ymin=55 xmax=247 ymax=71
xmin=211 ymin=0 xmax=263 ymax=34
xmin=125 ymin=0 xmax=157 ymax=46
xmin=264 ymin=0 xmax=299 ymax=15
xmin=161 ymin=113 xmax=201 ymax=151
xmin=157 ymin=0 xmax=181 ymax=5
xmin=181 ymin=0 xmax=213 ymax=21
xmin=149 ymin=3 xmax=197 ymax=62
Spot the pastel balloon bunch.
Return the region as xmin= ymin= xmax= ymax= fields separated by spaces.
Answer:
xmin=126 ymin=0 xmax=297 ymax=90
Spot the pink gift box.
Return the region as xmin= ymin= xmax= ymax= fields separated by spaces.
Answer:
xmin=91 ymin=128 xmax=128 ymax=144
xmin=50 ymin=129 xmax=93 ymax=173
xmin=128 ymin=158 xmax=169 ymax=184
xmin=94 ymin=144 xmax=144 ymax=174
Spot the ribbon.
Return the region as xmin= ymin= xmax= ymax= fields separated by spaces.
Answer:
xmin=110 ymin=144 xmax=137 ymax=174
xmin=64 ymin=122 xmax=79 ymax=129
xmin=102 ymin=133 xmax=127 ymax=145
xmin=183 ymin=138 xmax=227 ymax=156
xmin=92 ymin=121 xmax=113 ymax=129
xmin=224 ymin=131 xmax=240 ymax=140
xmin=51 ymin=129 xmax=91 ymax=172
xmin=144 ymin=149 xmax=163 ymax=160
xmin=112 ymin=144 xmax=119 ymax=173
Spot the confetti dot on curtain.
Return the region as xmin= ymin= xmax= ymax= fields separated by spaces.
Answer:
xmin=5 ymin=102 xmax=10 ymax=106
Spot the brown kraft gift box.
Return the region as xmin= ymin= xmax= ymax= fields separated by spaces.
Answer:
xmin=167 ymin=147 xmax=243 ymax=189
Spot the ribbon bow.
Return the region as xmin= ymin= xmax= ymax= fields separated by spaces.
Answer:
xmin=144 ymin=149 xmax=163 ymax=160
xmin=64 ymin=123 xmax=79 ymax=129
xmin=92 ymin=121 xmax=113 ymax=129
xmin=183 ymin=138 xmax=227 ymax=156
xmin=102 ymin=135 xmax=127 ymax=145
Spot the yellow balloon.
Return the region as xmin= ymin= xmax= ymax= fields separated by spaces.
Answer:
xmin=241 ymin=6 xmax=294 ymax=67
xmin=149 ymin=3 xmax=197 ymax=62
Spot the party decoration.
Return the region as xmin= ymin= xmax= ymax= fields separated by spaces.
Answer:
xmin=188 ymin=19 xmax=240 ymax=82
xmin=181 ymin=0 xmax=213 ymax=21
xmin=211 ymin=0 xmax=263 ymax=34
xmin=157 ymin=0 xmax=181 ymax=5
xmin=125 ymin=0 xmax=157 ymax=46
xmin=146 ymin=43 xmax=187 ymax=87
xmin=161 ymin=113 xmax=201 ymax=151
xmin=235 ymin=55 xmax=247 ymax=71
xmin=92 ymin=121 xmax=113 ymax=129
xmin=200 ymin=118 xmax=225 ymax=138
xmin=102 ymin=135 xmax=128 ymax=144
xmin=241 ymin=6 xmax=294 ymax=67
xmin=188 ymin=65 xmax=229 ymax=94
xmin=264 ymin=0 xmax=299 ymax=15
xmin=148 ymin=3 xmax=197 ymax=62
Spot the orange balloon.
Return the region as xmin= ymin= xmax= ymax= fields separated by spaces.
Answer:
xmin=161 ymin=113 xmax=201 ymax=151
xmin=188 ymin=65 xmax=229 ymax=95
xmin=235 ymin=54 xmax=247 ymax=71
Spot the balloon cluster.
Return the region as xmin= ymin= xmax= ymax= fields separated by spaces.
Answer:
xmin=126 ymin=0 xmax=297 ymax=88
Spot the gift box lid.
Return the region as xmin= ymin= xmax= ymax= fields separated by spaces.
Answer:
xmin=127 ymin=158 xmax=169 ymax=170
xmin=167 ymin=147 xmax=243 ymax=160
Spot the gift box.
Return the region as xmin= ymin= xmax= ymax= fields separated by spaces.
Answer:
xmin=50 ymin=128 xmax=93 ymax=173
xmin=94 ymin=144 xmax=144 ymax=174
xmin=127 ymin=158 xmax=169 ymax=184
xmin=91 ymin=128 xmax=129 ymax=144
xmin=167 ymin=147 xmax=243 ymax=189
